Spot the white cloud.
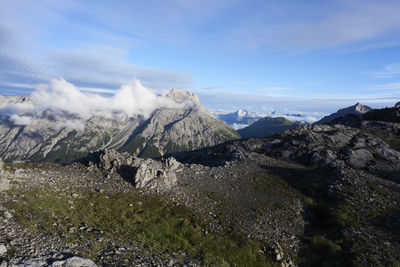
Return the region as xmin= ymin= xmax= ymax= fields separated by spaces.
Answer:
xmin=9 ymin=114 xmax=33 ymax=125
xmin=0 ymin=78 xmax=185 ymax=128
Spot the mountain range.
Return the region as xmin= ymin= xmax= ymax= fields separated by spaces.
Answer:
xmin=212 ymin=109 xmax=317 ymax=130
xmin=0 ymin=89 xmax=239 ymax=162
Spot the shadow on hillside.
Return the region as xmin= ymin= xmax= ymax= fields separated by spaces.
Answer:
xmin=116 ymin=165 xmax=138 ymax=186
xmin=259 ymin=164 xmax=354 ymax=266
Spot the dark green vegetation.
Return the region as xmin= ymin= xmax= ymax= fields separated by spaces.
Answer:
xmin=238 ymin=117 xmax=301 ymax=138
xmin=119 ymin=135 xmax=146 ymax=155
xmin=363 ymin=107 xmax=400 ymax=123
xmin=5 ymin=187 xmax=278 ymax=266
xmin=29 ymin=130 xmax=111 ymax=163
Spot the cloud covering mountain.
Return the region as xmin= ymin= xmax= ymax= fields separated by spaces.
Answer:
xmin=0 ymin=78 xmax=185 ymax=129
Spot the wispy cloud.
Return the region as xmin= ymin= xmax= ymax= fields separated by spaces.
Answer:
xmin=262 ymin=86 xmax=291 ymax=91
xmin=231 ymin=0 xmax=400 ymax=52
xmin=202 ymin=86 xmax=222 ymax=90
xmin=369 ymin=82 xmax=400 ymax=91
xmin=235 ymin=81 xmax=249 ymax=86
xmin=0 ymin=0 xmax=193 ymax=93
xmin=368 ymin=64 xmax=400 ymax=78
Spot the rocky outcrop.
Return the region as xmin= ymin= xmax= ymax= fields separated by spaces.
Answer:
xmin=256 ymin=124 xmax=400 ymax=173
xmin=176 ymin=120 xmax=400 ymax=176
xmin=134 ymin=157 xmax=182 ymax=190
xmin=0 ymin=256 xmax=97 ymax=267
xmin=315 ymin=103 xmax=371 ymax=124
xmin=84 ymin=149 xmax=182 ymax=191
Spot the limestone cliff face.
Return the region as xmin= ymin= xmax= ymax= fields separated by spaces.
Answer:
xmin=118 ymin=89 xmax=240 ymax=157
xmin=0 ymin=89 xmax=239 ymax=162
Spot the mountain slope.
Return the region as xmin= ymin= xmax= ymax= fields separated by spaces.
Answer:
xmin=237 ymin=116 xmax=301 ymax=138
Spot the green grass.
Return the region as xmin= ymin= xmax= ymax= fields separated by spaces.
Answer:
xmin=5 ymin=187 xmax=278 ymax=266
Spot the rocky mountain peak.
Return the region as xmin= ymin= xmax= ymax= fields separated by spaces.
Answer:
xmin=316 ymin=103 xmax=372 ymax=124
xmin=395 ymin=101 xmax=400 ymax=108
xmin=236 ymin=110 xmax=249 ymax=117
xmin=167 ymin=88 xmax=200 ymax=106
xmin=353 ymin=103 xmax=371 ymax=113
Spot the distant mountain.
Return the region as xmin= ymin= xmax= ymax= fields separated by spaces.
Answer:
xmin=315 ymin=103 xmax=371 ymax=124
xmin=212 ymin=110 xmax=263 ymax=130
xmin=213 ymin=109 xmax=317 ymax=129
xmin=0 ymin=89 xmax=240 ymax=162
xmin=237 ymin=117 xmax=301 ymax=138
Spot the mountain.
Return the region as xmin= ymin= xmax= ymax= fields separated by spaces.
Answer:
xmin=214 ymin=109 xmax=318 ymax=129
xmin=326 ymin=102 xmax=400 ymax=127
xmin=237 ymin=116 xmax=301 ymax=138
xmin=315 ymin=103 xmax=371 ymax=124
xmin=0 ymin=89 xmax=240 ymax=162
xmin=212 ymin=110 xmax=263 ymax=129
xmin=117 ymin=89 xmax=240 ymax=157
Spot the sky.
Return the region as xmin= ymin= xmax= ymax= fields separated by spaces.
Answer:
xmin=0 ymin=0 xmax=400 ymax=115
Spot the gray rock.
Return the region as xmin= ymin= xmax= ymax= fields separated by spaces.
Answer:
xmin=9 ymin=259 xmax=47 ymax=267
xmin=50 ymin=261 xmax=66 ymax=267
xmin=347 ymin=149 xmax=374 ymax=169
xmin=321 ymin=150 xmax=337 ymax=165
xmin=134 ymin=157 xmax=181 ymax=191
xmin=395 ymin=102 xmax=400 ymax=108
xmin=61 ymin=257 xmax=97 ymax=267
xmin=0 ymin=178 xmax=10 ymax=192
xmin=0 ymin=243 xmax=7 ymax=256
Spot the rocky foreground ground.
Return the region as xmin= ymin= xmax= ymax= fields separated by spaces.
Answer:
xmin=0 ymin=118 xmax=399 ymax=266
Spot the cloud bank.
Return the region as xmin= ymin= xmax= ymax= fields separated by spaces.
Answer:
xmin=0 ymin=78 xmax=183 ymax=129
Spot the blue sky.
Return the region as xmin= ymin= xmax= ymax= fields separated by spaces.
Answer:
xmin=0 ymin=0 xmax=400 ymax=114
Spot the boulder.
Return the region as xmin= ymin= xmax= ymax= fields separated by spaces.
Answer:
xmin=134 ymin=157 xmax=181 ymax=190
xmin=63 ymin=257 xmax=97 ymax=267
xmin=0 ymin=178 xmax=10 ymax=192
xmin=347 ymin=149 xmax=374 ymax=169
xmin=0 ymin=243 xmax=6 ymax=256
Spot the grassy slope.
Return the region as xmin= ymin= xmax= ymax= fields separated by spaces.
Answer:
xmin=4 ymin=187 xmax=278 ymax=266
